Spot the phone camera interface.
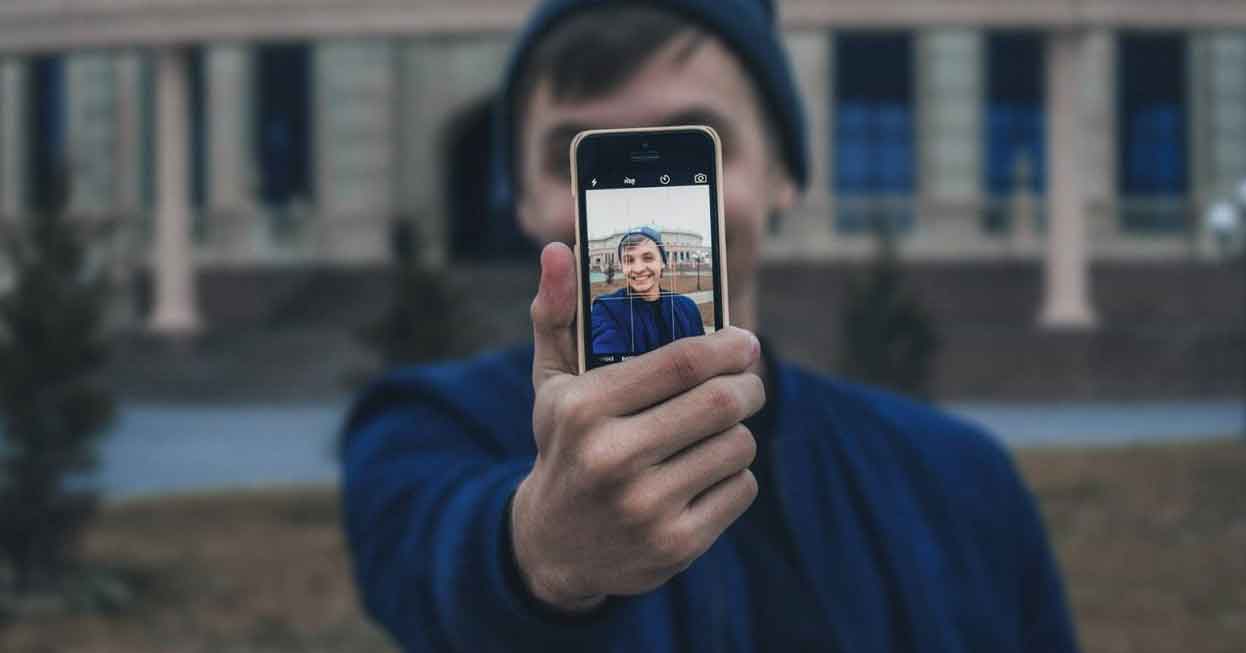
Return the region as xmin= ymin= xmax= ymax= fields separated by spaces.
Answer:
xmin=585 ymin=181 xmax=718 ymax=368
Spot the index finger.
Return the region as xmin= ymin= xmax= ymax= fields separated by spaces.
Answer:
xmin=580 ymin=327 xmax=760 ymax=417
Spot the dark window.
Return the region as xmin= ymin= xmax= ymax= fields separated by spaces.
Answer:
xmin=188 ymin=48 xmax=207 ymax=217
xmin=984 ymin=33 xmax=1046 ymax=232
xmin=140 ymin=56 xmax=155 ymax=213
xmin=26 ymin=56 xmax=66 ymax=212
xmin=1118 ymin=34 xmax=1188 ymax=232
xmin=254 ymin=44 xmax=313 ymax=208
xmin=834 ymin=34 xmax=915 ymax=233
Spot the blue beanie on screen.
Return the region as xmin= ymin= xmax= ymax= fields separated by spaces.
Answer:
xmin=617 ymin=226 xmax=669 ymax=264
xmin=491 ymin=0 xmax=809 ymax=215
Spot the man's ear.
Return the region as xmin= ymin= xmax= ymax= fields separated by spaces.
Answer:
xmin=515 ymin=190 xmax=538 ymax=241
xmin=770 ymin=167 xmax=798 ymax=212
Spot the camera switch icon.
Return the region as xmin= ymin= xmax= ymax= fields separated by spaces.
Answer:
xmin=659 ymin=174 xmax=671 ymax=185
xmin=694 ymin=173 xmax=708 ymax=184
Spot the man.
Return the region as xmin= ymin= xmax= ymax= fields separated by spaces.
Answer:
xmin=341 ymin=1 xmax=1081 ymax=651
xmin=591 ymin=227 xmax=706 ymax=355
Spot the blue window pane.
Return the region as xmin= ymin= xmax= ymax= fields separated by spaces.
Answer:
xmin=833 ymin=34 xmax=915 ymax=232
xmin=985 ymin=34 xmax=1045 ymax=198
xmin=1118 ymin=34 xmax=1187 ymax=232
xmin=26 ymin=56 xmax=66 ymax=211
xmin=837 ymin=33 xmax=917 ymax=224
xmin=254 ymin=45 xmax=314 ymax=207
xmin=984 ymin=33 xmax=1046 ymax=232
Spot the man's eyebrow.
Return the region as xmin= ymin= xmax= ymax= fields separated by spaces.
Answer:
xmin=660 ymin=108 xmax=734 ymax=141
xmin=544 ymin=108 xmax=733 ymax=153
xmin=544 ymin=123 xmax=592 ymax=154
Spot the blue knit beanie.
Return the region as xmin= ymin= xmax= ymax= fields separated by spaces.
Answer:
xmin=490 ymin=0 xmax=809 ymax=216
xmin=617 ymin=226 xmax=668 ymax=264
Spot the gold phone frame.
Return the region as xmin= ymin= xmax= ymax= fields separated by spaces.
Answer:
xmin=569 ymin=125 xmax=730 ymax=374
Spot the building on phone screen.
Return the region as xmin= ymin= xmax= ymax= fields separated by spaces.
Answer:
xmin=588 ymin=229 xmax=710 ymax=274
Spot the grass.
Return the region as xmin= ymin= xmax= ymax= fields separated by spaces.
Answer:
xmin=1016 ymin=439 xmax=1246 ymax=653
xmin=0 ymin=488 xmax=395 ymax=653
xmin=2 ymin=439 xmax=1244 ymax=652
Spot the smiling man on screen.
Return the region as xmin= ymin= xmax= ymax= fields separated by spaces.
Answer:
xmin=339 ymin=1 xmax=1081 ymax=651
xmin=591 ymin=227 xmax=706 ymax=355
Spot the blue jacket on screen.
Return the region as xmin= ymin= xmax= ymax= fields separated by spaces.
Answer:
xmin=591 ymin=288 xmax=706 ymax=355
xmin=340 ymin=345 xmax=1080 ymax=652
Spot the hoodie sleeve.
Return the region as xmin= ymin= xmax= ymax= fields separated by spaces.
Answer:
xmin=590 ymin=299 xmax=626 ymax=353
xmin=679 ymin=295 xmax=706 ymax=337
xmin=341 ymin=394 xmax=615 ymax=651
xmin=1010 ymin=467 xmax=1082 ymax=653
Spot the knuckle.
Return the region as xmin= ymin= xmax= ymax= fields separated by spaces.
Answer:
xmin=529 ymin=296 xmax=549 ymax=327
xmin=552 ymin=386 xmax=590 ymax=429
xmin=746 ymin=373 xmax=766 ymax=411
xmin=648 ymin=522 xmax=695 ymax=566
xmin=722 ymin=328 xmax=754 ymax=368
xmin=739 ymin=469 xmax=760 ymax=503
xmin=703 ymin=379 xmax=741 ymax=417
xmin=577 ymin=438 xmax=625 ymax=482
xmin=616 ymin=486 xmax=662 ymax=525
xmin=729 ymin=425 xmax=758 ymax=468
xmin=666 ymin=343 xmax=702 ymax=387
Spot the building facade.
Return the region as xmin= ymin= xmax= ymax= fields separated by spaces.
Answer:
xmin=589 ymin=229 xmax=710 ymax=273
xmin=0 ymin=0 xmax=1243 ymax=335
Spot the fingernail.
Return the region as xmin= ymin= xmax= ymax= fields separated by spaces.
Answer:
xmin=750 ymin=332 xmax=761 ymax=357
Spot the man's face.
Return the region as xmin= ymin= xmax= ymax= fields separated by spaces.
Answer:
xmin=621 ymin=239 xmax=664 ymax=296
xmin=516 ymin=30 xmax=797 ymax=318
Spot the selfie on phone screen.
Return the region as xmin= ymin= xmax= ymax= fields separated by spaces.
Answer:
xmin=587 ymin=186 xmax=716 ymax=355
xmin=574 ymin=128 xmax=726 ymax=370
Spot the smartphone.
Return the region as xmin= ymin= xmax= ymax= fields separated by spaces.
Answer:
xmin=570 ymin=126 xmax=729 ymax=373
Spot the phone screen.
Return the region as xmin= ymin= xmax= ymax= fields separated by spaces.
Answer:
xmin=574 ymin=128 xmax=725 ymax=370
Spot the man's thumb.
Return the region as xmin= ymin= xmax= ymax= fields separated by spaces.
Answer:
xmin=531 ymin=242 xmax=578 ymax=389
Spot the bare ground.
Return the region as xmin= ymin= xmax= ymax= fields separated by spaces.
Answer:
xmin=2 ymin=439 xmax=1244 ymax=652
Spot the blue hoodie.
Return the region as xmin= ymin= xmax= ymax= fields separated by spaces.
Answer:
xmin=340 ymin=345 xmax=1079 ymax=652
xmin=591 ymin=288 xmax=706 ymax=355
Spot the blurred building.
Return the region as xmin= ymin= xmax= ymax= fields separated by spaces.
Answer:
xmin=0 ymin=1 xmax=1243 ymax=340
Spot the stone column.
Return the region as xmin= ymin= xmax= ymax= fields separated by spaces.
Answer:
xmin=780 ymin=30 xmax=833 ymax=258
xmin=206 ymin=44 xmax=255 ymax=257
xmin=1039 ymin=31 xmax=1097 ymax=329
xmin=917 ymin=29 xmax=984 ymax=244
xmin=1190 ymin=33 xmax=1246 ymax=256
xmin=1080 ymin=30 xmax=1116 ymax=242
xmin=315 ymin=40 xmax=396 ymax=262
xmin=0 ymin=60 xmax=26 ymax=219
xmin=65 ymin=53 xmax=118 ymax=218
xmin=114 ymin=53 xmax=143 ymax=216
xmin=397 ymin=36 xmax=510 ymax=266
xmin=148 ymin=47 xmax=201 ymax=335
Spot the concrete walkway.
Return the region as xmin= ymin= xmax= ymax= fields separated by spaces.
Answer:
xmin=88 ymin=399 xmax=1243 ymax=500
xmin=944 ymin=400 xmax=1244 ymax=448
xmin=94 ymin=402 xmax=349 ymax=500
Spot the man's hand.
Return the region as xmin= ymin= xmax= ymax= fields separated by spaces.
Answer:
xmin=511 ymin=242 xmax=763 ymax=613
